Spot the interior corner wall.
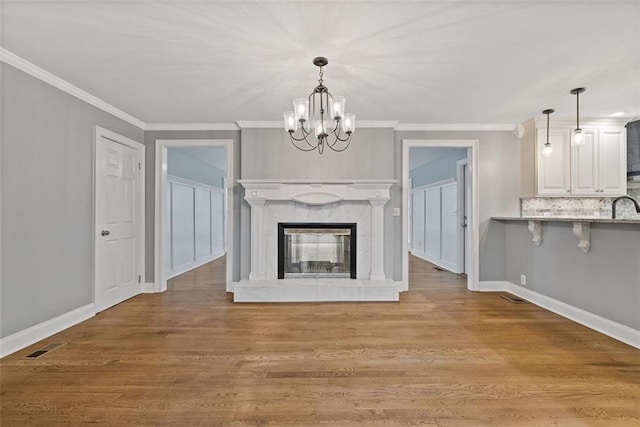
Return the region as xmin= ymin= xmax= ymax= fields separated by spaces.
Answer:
xmin=394 ymin=130 xmax=521 ymax=282
xmin=409 ymin=148 xmax=468 ymax=188
xmin=167 ymin=149 xmax=227 ymax=188
xmin=143 ymin=130 xmax=241 ymax=284
xmin=239 ymin=127 xmax=397 ymax=280
xmin=0 ymin=63 xmax=144 ymax=338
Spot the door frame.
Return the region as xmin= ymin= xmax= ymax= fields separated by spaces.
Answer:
xmin=154 ymin=139 xmax=234 ymax=293
xmin=93 ymin=126 xmax=146 ymax=309
xmin=456 ymin=158 xmax=468 ymax=274
xmin=402 ymin=140 xmax=479 ymax=291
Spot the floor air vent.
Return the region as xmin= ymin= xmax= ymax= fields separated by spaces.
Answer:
xmin=26 ymin=343 xmax=65 ymax=358
xmin=501 ymin=295 xmax=528 ymax=304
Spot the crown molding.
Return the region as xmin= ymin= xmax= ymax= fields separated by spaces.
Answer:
xmin=394 ymin=123 xmax=516 ymax=132
xmin=0 ymin=47 xmax=146 ymax=130
xmin=145 ymin=123 xmax=240 ymax=131
xmin=236 ymin=120 xmax=399 ymax=129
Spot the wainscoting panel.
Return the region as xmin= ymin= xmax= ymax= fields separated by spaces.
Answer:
xmin=167 ymin=175 xmax=225 ymax=279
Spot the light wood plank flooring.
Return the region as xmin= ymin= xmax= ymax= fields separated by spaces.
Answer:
xmin=2 ymin=255 xmax=639 ymax=426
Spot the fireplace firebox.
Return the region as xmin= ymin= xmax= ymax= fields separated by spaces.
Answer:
xmin=278 ymin=223 xmax=356 ymax=279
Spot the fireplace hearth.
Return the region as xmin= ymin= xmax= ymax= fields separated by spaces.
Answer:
xmin=278 ymin=223 xmax=356 ymax=279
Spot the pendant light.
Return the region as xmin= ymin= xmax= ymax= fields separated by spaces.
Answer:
xmin=570 ymin=87 xmax=586 ymax=145
xmin=542 ymin=108 xmax=554 ymax=157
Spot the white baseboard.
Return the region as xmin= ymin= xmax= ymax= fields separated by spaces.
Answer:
xmin=478 ymin=280 xmax=511 ymax=292
xmin=0 ymin=304 xmax=95 ymax=358
xmin=142 ymin=282 xmax=157 ymax=293
xmin=166 ymin=251 xmax=225 ymax=280
xmin=479 ymin=281 xmax=640 ymax=350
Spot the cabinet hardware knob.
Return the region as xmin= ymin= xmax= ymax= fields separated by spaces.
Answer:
xmin=101 ymin=230 xmax=110 ymax=236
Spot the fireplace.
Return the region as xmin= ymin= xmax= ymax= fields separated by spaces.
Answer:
xmin=278 ymin=223 xmax=356 ymax=279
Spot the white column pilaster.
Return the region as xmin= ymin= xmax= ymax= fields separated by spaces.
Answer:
xmin=246 ymin=197 xmax=267 ymax=280
xmin=369 ymin=197 xmax=390 ymax=281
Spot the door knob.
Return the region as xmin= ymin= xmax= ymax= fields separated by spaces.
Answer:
xmin=101 ymin=230 xmax=110 ymax=236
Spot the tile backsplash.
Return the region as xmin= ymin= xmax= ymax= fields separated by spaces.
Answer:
xmin=521 ymin=184 xmax=640 ymax=220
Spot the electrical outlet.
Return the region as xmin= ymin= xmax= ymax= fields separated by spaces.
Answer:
xmin=520 ymin=274 xmax=527 ymax=286
xmin=393 ymin=208 xmax=401 ymax=217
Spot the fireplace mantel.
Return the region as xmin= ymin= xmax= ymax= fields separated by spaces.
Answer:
xmin=238 ymin=179 xmax=396 ymax=204
xmin=236 ymin=179 xmax=398 ymax=302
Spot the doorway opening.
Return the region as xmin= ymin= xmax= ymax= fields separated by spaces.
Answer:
xmin=402 ymin=140 xmax=479 ymax=292
xmin=155 ymin=139 xmax=234 ymax=293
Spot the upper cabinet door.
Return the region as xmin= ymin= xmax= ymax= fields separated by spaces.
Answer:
xmin=571 ymin=128 xmax=599 ymax=195
xmin=537 ymin=128 xmax=571 ymax=196
xmin=598 ymin=128 xmax=627 ymax=196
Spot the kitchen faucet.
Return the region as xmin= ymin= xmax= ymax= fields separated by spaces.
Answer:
xmin=612 ymin=195 xmax=640 ymax=219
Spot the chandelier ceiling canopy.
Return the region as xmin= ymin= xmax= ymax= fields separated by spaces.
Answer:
xmin=284 ymin=57 xmax=355 ymax=154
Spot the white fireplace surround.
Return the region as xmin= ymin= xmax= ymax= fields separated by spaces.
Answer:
xmin=235 ymin=179 xmax=399 ymax=302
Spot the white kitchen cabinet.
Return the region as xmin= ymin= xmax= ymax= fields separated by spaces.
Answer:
xmin=520 ymin=118 xmax=627 ymax=198
xmin=572 ymin=127 xmax=626 ymax=196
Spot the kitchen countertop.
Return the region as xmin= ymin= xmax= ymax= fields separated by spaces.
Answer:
xmin=492 ymin=216 xmax=640 ymax=224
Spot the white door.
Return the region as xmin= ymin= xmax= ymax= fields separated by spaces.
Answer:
xmin=95 ymin=129 xmax=144 ymax=312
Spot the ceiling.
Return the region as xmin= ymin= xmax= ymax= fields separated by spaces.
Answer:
xmin=2 ymin=1 xmax=639 ymax=125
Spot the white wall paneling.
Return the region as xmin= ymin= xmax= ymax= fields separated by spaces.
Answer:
xmin=166 ymin=175 xmax=225 ymax=279
xmin=411 ymin=179 xmax=459 ymax=273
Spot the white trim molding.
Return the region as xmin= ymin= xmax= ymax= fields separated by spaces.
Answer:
xmin=395 ymin=123 xmax=516 ymax=132
xmin=479 ymin=281 xmax=640 ymax=350
xmin=0 ymin=48 xmax=145 ymax=129
xmin=0 ymin=304 xmax=95 ymax=358
xmin=402 ymin=140 xmax=480 ymax=293
xmin=155 ymin=139 xmax=235 ymax=293
xmin=236 ymin=120 xmax=399 ymax=129
xmin=142 ymin=282 xmax=158 ymax=293
xmin=145 ymin=123 xmax=240 ymax=131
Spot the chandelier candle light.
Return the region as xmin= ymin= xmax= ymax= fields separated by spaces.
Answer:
xmin=571 ymin=87 xmax=586 ymax=145
xmin=284 ymin=57 xmax=355 ymax=153
xmin=542 ymin=108 xmax=554 ymax=157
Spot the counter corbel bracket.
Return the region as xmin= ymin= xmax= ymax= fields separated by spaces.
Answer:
xmin=527 ymin=220 xmax=542 ymax=246
xmin=572 ymin=222 xmax=591 ymax=253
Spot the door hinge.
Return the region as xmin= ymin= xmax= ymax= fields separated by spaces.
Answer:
xmin=138 ymin=275 xmax=141 ymax=283
xmin=138 ymin=162 xmax=142 ymax=171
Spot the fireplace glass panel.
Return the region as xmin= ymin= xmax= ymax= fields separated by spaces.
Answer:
xmin=283 ymin=228 xmax=351 ymax=278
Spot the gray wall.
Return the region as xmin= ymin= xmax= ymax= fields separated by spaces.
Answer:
xmin=239 ymin=127 xmax=396 ymax=280
xmin=167 ymin=148 xmax=226 ymax=188
xmin=410 ymin=148 xmax=467 ymax=188
xmin=1 ymin=63 xmax=144 ymax=338
xmin=502 ymin=220 xmax=640 ymax=330
xmin=143 ymin=130 xmax=241 ymax=283
xmin=395 ymin=131 xmax=522 ymax=282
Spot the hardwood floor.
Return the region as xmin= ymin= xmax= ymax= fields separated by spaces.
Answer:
xmin=2 ymin=255 xmax=639 ymax=426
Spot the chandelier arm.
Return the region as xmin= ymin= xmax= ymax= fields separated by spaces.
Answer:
xmin=289 ymin=134 xmax=321 ymax=152
xmin=325 ymin=134 xmax=353 ymax=152
xmin=327 ymin=129 xmax=352 ymax=144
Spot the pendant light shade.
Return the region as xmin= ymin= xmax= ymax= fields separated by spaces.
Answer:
xmin=570 ymin=87 xmax=586 ymax=146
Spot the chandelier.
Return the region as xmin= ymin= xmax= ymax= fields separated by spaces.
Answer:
xmin=283 ymin=57 xmax=355 ymax=153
